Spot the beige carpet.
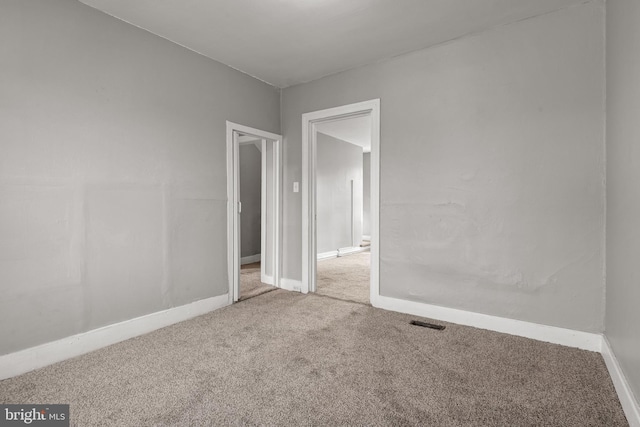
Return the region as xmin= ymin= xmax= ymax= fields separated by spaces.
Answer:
xmin=0 ymin=290 xmax=627 ymax=426
xmin=240 ymin=262 xmax=275 ymax=301
xmin=317 ymin=251 xmax=370 ymax=304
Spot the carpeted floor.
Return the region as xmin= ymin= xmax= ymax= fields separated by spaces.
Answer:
xmin=317 ymin=251 xmax=370 ymax=304
xmin=0 ymin=290 xmax=627 ymax=426
xmin=240 ymin=262 xmax=275 ymax=301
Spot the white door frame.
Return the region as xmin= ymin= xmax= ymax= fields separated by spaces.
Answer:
xmin=302 ymin=99 xmax=380 ymax=305
xmin=226 ymin=121 xmax=282 ymax=303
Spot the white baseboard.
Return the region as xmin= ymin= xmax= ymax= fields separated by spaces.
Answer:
xmin=602 ymin=336 xmax=640 ymax=427
xmin=280 ymin=278 xmax=302 ymax=292
xmin=373 ymin=295 xmax=602 ymax=352
xmin=338 ymin=246 xmax=369 ymax=256
xmin=0 ymin=294 xmax=230 ymax=380
xmin=318 ymin=247 xmax=370 ymax=261
xmin=241 ymin=254 xmax=261 ymax=265
xmin=317 ymin=250 xmax=338 ymax=261
xmin=362 ymin=235 xmax=371 ymax=241
xmin=375 ymin=295 xmax=639 ymax=423
xmin=261 ymin=274 xmax=274 ymax=285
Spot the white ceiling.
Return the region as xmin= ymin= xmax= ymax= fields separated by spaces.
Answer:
xmin=316 ymin=116 xmax=371 ymax=152
xmin=79 ymin=0 xmax=584 ymax=88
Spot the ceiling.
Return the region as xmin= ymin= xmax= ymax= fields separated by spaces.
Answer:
xmin=316 ymin=116 xmax=371 ymax=152
xmin=79 ymin=0 xmax=584 ymax=88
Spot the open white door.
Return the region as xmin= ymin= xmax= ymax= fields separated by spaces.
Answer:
xmin=226 ymin=122 xmax=282 ymax=303
xmin=232 ymin=130 xmax=241 ymax=302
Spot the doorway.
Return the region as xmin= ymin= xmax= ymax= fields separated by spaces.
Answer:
xmin=226 ymin=122 xmax=282 ymax=303
xmin=313 ymin=117 xmax=371 ymax=304
xmin=301 ymin=99 xmax=380 ymax=305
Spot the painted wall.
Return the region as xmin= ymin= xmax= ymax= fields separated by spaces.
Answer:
xmin=316 ymin=133 xmax=363 ymax=253
xmin=239 ymin=144 xmax=262 ymax=258
xmin=363 ymin=153 xmax=371 ymax=237
xmin=281 ymin=1 xmax=605 ymax=332
xmin=0 ymin=0 xmax=279 ymax=355
xmin=605 ymin=0 xmax=640 ymax=403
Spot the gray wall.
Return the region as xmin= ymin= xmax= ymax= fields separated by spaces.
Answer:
xmin=317 ymin=133 xmax=363 ymax=253
xmin=281 ymin=1 xmax=605 ymax=332
xmin=239 ymin=144 xmax=262 ymax=258
xmin=605 ymin=0 xmax=640 ymax=403
xmin=0 ymin=0 xmax=279 ymax=355
xmin=363 ymin=153 xmax=371 ymax=237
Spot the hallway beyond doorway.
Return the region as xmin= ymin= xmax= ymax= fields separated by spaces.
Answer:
xmin=316 ymin=252 xmax=370 ymax=305
xmin=239 ymin=262 xmax=275 ymax=301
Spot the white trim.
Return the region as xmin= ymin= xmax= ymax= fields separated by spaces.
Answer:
xmin=602 ymin=337 xmax=640 ymax=427
xmin=261 ymin=275 xmax=274 ymax=286
xmin=0 ymin=294 xmax=229 ymax=380
xmin=369 ymin=101 xmax=380 ymax=307
xmin=362 ymin=235 xmax=371 ymax=241
xmin=260 ymin=138 xmax=267 ymax=282
xmin=318 ymin=247 xmax=369 ymax=261
xmin=375 ymin=293 xmax=640 ymax=421
xmin=227 ymin=121 xmax=282 ymax=303
xmin=273 ymin=138 xmax=282 ymax=289
xmin=374 ymin=295 xmax=602 ymax=352
xmin=318 ymin=250 xmax=339 ymax=261
xmin=280 ymin=278 xmax=302 ymax=292
xmin=301 ymin=114 xmax=314 ymax=295
xmin=241 ymin=254 xmax=261 ymax=265
xmin=338 ymin=246 xmax=368 ymax=256
xmin=302 ymin=99 xmax=380 ymax=300
xmin=226 ymin=126 xmax=237 ymax=304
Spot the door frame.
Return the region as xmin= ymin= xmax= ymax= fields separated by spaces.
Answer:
xmin=301 ymin=99 xmax=380 ymax=305
xmin=226 ymin=121 xmax=282 ymax=303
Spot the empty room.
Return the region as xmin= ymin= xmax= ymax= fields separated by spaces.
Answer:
xmin=1 ymin=0 xmax=639 ymax=426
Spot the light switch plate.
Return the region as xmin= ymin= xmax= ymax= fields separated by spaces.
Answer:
xmin=293 ymin=182 xmax=299 ymax=193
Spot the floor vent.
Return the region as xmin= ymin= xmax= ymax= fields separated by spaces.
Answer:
xmin=410 ymin=320 xmax=445 ymax=330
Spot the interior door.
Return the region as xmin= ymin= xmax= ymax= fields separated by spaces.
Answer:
xmin=233 ymin=130 xmax=240 ymax=302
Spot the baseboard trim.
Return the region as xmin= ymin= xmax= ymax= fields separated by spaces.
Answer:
xmin=373 ymin=295 xmax=602 ymax=352
xmin=362 ymin=235 xmax=371 ymax=241
xmin=241 ymin=254 xmax=261 ymax=265
xmin=0 ymin=294 xmax=230 ymax=380
xmin=261 ymin=274 xmax=274 ymax=285
xmin=280 ymin=278 xmax=302 ymax=292
xmin=318 ymin=247 xmax=370 ymax=261
xmin=317 ymin=250 xmax=338 ymax=261
xmin=602 ymin=336 xmax=640 ymax=427
xmin=338 ymin=246 xmax=368 ymax=256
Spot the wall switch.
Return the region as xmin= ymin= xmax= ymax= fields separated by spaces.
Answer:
xmin=293 ymin=182 xmax=299 ymax=193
